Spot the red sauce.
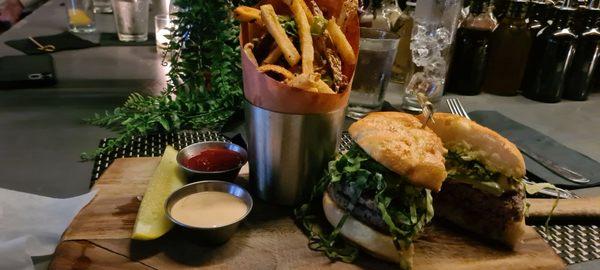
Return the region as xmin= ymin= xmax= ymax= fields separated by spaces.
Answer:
xmin=184 ymin=148 xmax=243 ymax=172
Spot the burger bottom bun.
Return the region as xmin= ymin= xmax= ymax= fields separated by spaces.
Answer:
xmin=322 ymin=191 xmax=413 ymax=267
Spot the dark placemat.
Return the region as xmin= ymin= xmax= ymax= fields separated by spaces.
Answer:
xmin=5 ymin=31 xmax=98 ymax=55
xmin=0 ymin=55 xmax=56 ymax=89
xmin=91 ymin=131 xmax=599 ymax=265
xmin=470 ymin=110 xmax=600 ymax=189
xmin=99 ymin=32 xmax=156 ymax=46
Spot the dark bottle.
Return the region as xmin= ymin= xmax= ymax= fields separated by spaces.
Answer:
xmin=493 ymin=0 xmax=510 ymax=19
xmin=521 ymin=7 xmax=578 ymax=103
xmin=481 ymin=0 xmax=531 ymax=96
xmin=527 ymin=1 xmax=550 ymax=37
xmin=446 ymin=0 xmax=497 ymax=95
xmin=563 ymin=6 xmax=600 ymax=100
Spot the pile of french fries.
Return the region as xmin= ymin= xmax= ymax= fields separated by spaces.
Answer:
xmin=235 ymin=0 xmax=357 ymax=94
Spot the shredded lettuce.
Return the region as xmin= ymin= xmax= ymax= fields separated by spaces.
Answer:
xmin=295 ymin=145 xmax=432 ymax=266
xmin=446 ymin=151 xmax=500 ymax=182
xmin=523 ymin=181 xmax=560 ymax=232
xmin=445 ymin=151 xmax=521 ymax=196
xmin=278 ymin=15 xmax=298 ymax=38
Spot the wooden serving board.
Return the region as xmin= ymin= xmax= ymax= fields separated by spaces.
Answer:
xmin=50 ymin=158 xmax=566 ymax=270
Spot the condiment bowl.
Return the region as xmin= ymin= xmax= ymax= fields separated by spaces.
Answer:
xmin=176 ymin=141 xmax=248 ymax=182
xmin=165 ymin=180 xmax=253 ymax=245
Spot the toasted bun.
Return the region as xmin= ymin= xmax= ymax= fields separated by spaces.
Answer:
xmin=425 ymin=113 xmax=525 ymax=179
xmin=349 ymin=112 xmax=448 ymax=191
xmin=322 ymin=192 xmax=414 ymax=267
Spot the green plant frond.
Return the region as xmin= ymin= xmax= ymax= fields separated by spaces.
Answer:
xmin=83 ymin=0 xmax=248 ymax=160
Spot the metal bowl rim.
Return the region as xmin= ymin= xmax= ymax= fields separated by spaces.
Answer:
xmin=176 ymin=141 xmax=248 ymax=174
xmin=165 ymin=180 xmax=253 ymax=230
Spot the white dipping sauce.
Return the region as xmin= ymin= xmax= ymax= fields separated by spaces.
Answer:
xmin=171 ymin=191 xmax=248 ymax=228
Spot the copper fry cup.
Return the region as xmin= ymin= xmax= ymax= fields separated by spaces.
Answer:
xmin=240 ymin=0 xmax=360 ymax=206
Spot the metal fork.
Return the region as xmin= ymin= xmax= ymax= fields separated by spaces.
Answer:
xmin=445 ymin=98 xmax=579 ymax=199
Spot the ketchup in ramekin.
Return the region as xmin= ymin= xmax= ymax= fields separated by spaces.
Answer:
xmin=177 ymin=142 xmax=248 ymax=182
xmin=183 ymin=148 xmax=244 ymax=172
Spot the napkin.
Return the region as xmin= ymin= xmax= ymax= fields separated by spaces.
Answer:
xmin=99 ymin=32 xmax=156 ymax=47
xmin=469 ymin=110 xmax=600 ymax=188
xmin=0 ymin=188 xmax=96 ymax=270
xmin=4 ymin=32 xmax=98 ymax=55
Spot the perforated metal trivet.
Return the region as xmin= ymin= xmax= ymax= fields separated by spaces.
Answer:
xmin=91 ymin=131 xmax=598 ymax=265
xmin=535 ymin=224 xmax=600 ymax=265
xmin=91 ymin=130 xmax=228 ymax=181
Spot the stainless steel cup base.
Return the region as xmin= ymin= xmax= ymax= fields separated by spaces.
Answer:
xmin=245 ymin=101 xmax=345 ymax=206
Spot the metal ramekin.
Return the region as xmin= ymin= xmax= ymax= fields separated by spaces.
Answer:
xmin=176 ymin=141 xmax=248 ymax=182
xmin=165 ymin=180 xmax=253 ymax=245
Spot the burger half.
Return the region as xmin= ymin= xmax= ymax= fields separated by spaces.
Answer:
xmin=320 ymin=112 xmax=448 ymax=268
xmin=425 ymin=113 xmax=527 ymax=248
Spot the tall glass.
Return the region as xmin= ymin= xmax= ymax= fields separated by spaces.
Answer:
xmin=347 ymin=28 xmax=400 ymax=120
xmin=401 ymin=0 xmax=463 ymax=111
xmin=111 ymin=0 xmax=149 ymax=42
xmin=155 ymin=15 xmax=174 ymax=56
xmin=66 ymin=0 xmax=96 ymax=33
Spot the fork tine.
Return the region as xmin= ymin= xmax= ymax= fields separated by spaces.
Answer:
xmin=455 ymin=99 xmax=471 ymax=119
xmin=451 ymin=99 xmax=460 ymax=115
xmin=446 ymin=98 xmax=471 ymax=119
xmin=446 ymin=99 xmax=457 ymax=115
xmin=451 ymin=99 xmax=462 ymax=117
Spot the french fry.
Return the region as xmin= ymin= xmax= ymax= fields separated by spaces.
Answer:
xmin=315 ymin=79 xmax=335 ymax=94
xmin=287 ymin=73 xmax=319 ymax=92
xmin=336 ymin=0 xmax=357 ymax=28
xmin=244 ymin=43 xmax=258 ymax=66
xmin=291 ymin=0 xmax=314 ymax=74
xmin=298 ymin=0 xmax=314 ymax=24
xmin=260 ymin=4 xmax=301 ymax=67
xmin=263 ymin=46 xmax=282 ymax=64
xmin=281 ymin=0 xmax=314 ymax=28
xmin=234 ymin=6 xmax=262 ymax=24
xmin=286 ymin=73 xmax=334 ymax=94
xmin=326 ymin=18 xmax=356 ymax=65
xmin=258 ymin=64 xmax=295 ymax=80
xmin=309 ymin=0 xmax=323 ymax=17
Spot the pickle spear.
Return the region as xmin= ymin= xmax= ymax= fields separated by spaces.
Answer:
xmin=131 ymin=145 xmax=185 ymax=240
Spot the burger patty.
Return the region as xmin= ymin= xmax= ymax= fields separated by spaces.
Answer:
xmin=327 ymin=183 xmax=389 ymax=233
xmin=433 ymin=181 xmax=525 ymax=232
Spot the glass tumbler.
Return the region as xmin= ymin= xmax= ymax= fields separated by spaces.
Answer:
xmin=66 ymin=0 xmax=96 ymax=33
xmin=111 ymin=0 xmax=150 ymax=42
xmin=155 ymin=15 xmax=174 ymax=56
xmin=346 ymin=28 xmax=400 ymax=120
